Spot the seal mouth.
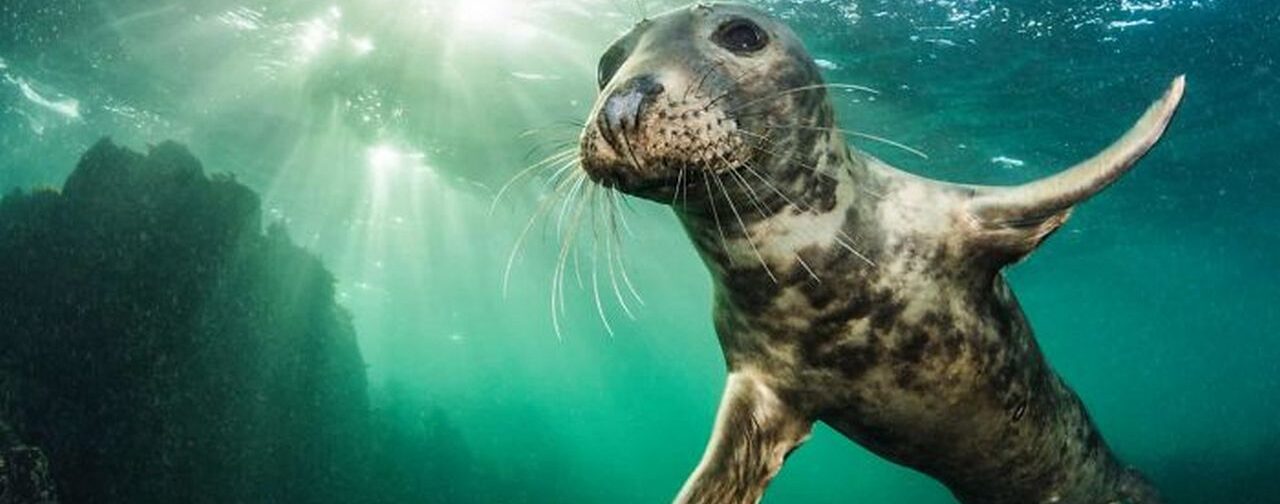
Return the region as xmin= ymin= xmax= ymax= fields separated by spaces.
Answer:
xmin=593 ymin=162 xmax=744 ymax=201
xmin=595 ymin=114 xmax=636 ymax=167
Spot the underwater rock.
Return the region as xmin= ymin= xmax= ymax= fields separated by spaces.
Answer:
xmin=0 ymin=139 xmax=369 ymax=504
xmin=0 ymin=138 xmax=563 ymax=504
xmin=0 ymin=446 xmax=57 ymax=504
xmin=0 ymin=421 xmax=58 ymax=504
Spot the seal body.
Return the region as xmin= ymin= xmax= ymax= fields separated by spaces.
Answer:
xmin=576 ymin=4 xmax=1182 ymax=503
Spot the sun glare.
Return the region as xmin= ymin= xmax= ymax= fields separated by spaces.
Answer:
xmin=295 ymin=16 xmax=340 ymax=61
xmin=350 ymin=36 xmax=375 ymax=56
xmin=367 ymin=144 xmax=401 ymax=172
xmin=366 ymin=143 xmax=430 ymax=174
xmin=454 ymin=0 xmax=506 ymax=30
xmin=450 ymin=0 xmax=534 ymax=40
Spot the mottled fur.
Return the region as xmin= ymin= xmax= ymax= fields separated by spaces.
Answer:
xmin=577 ymin=4 xmax=1182 ymax=504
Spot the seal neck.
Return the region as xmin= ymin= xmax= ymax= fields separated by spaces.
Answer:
xmin=673 ymin=140 xmax=879 ymax=280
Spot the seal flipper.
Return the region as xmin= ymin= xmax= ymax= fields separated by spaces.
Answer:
xmin=675 ymin=372 xmax=812 ymax=504
xmin=961 ymin=76 xmax=1185 ymax=263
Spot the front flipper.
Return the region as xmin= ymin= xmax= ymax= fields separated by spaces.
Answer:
xmin=675 ymin=372 xmax=813 ymax=504
xmin=962 ymin=76 xmax=1185 ymax=264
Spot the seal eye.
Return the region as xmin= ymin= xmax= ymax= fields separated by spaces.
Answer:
xmin=597 ymin=44 xmax=627 ymax=89
xmin=713 ymin=19 xmax=769 ymax=54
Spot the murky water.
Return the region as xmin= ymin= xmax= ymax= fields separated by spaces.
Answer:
xmin=1 ymin=0 xmax=1277 ymax=502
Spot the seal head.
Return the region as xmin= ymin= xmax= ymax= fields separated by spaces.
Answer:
xmin=580 ymin=4 xmax=827 ymax=202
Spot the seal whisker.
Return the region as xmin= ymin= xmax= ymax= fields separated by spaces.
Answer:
xmin=746 ymin=162 xmax=876 ymax=268
xmin=560 ymin=182 xmax=594 ymax=308
xmin=617 ymin=122 xmax=650 ymax=176
xmin=503 ymin=169 xmax=583 ymax=298
xmin=516 ymin=139 xmax=577 ymax=171
xmin=604 ymin=192 xmax=639 ymax=319
xmin=834 ymin=228 xmax=877 ymax=267
xmin=735 ymin=130 xmax=840 ymax=183
xmin=591 ymin=236 xmax=616 ymax=336
xmin=687 ymin=59 xmax=728 ymax=102
xmin=732 ymin=161 xmax=819 ymax=281
xmin=519 ymin=140 xmax=576 ymax=166
xmin=573 ymin=238 xmax=586 ymax=290
xmin=685 ymin=65 xmax=715 ymax=102
xmin=517 ymin=135 xmax=579 ymax=174
xmin=537 ymin=162 xmax=575 ymax=197
xmin=490 ymin=147 xmax=579 ymax=215
xmin=704 ymin=61 xmax=772 ymax=108
xmin=607 ymin=190 xmax=646 ymax=307
xmin=518 ymin=120 xmax=586 ymax=139
xmin=551 ymin=181 xmax=595 ymax=339
xmin=552 ymin=175 xmax=587 ymax=312
xmin=592 ymin=188 xmax=621 ymax=312
xmin=710 ymin=167 xmax=777 ymax=284
xmin=543 ymin=157 xmax=584 ymax=191
xmin=738 ymin=161 xmax=795 ymax=210
xmin=611 ymin=191 xmax=637 ymax=238
xmin=764 ymin=123 xmax=930 ymax=160
xmin=556 ymin=174 xmax=589 ymax=237
xmin=718 ymin=156 xmax=771 ymax=216
xmin=737 ymin=163 xmax=875 ymax=269
xmin=793 ymin=253 xmax=821 ymax=281
xmin=832 ymin=231 xmax=877 ymax=267
xmin=701 ymin=170 xmax=734 ymax=265
xmin=722 ymin=156 xmax=822 ymax=283
xmin=680 ymin=167 xmax=691 ymax=209
xmin=589 ymin=189 xmax=617 ymax=337
xmin=724 ymin=83 xmax=881 ymax=115
xmin=671 ymin=166 xmax=687 ymax=207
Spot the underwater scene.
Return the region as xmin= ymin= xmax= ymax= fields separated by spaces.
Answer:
xmin=0 ymin=0 xmax=1276 ymax=503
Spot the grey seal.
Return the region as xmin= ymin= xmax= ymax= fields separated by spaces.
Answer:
xmin=576 ymin=3 xmax=1184 ymax=503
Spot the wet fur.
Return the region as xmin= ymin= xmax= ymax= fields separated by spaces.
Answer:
xmin=577 ymin=4 xmax=1178 ymax=503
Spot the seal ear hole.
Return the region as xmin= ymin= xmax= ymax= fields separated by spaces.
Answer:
xmin=713 ymin=18 xmax=769 ymax=54
xmin=597 ymin=44 xmax=628 ymax=89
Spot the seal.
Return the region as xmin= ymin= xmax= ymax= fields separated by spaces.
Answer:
xmin=577 ymin=3 xmax=1184 ymax=504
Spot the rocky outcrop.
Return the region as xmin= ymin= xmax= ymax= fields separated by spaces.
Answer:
xmin=0 ymin=140 xmax=370 ymax=504
xmin=0 ymin=421 xmax=57 ymax=504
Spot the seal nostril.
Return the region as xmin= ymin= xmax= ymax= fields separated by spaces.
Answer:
xmin=631 ymin=75 xmax=664 ymax=98
xmin=599 ymin=74 xmax=667 ymax=156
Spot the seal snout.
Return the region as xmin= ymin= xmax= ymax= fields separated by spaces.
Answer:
xmin=599 ymin=74 xmax=666 ymax=156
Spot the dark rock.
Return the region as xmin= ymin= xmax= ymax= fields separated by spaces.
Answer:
xmin=0 ymin=419 xmax=58 ymax=504
xmin=0 ymin=139 xmax=369 ymax=504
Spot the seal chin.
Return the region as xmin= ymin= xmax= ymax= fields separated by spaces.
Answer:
xmin=579 ymin=144 xmax=749 ymax=203
xmin=579 ymin=154 xmax=684 ymax=202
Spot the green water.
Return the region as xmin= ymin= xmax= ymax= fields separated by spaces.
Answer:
xmin=1 ymin=0 xmax=1277 ymax=502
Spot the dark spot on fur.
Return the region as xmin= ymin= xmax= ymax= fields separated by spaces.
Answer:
xmin=893 ymin=365 xmax=919 ymax=391
xmin=805 ymin=280 xmax=838 ymax=310
xmin=895 ymin=329 xmax=930 ymax=364
xmin=869 ymin=298 xmax=905 ymax=333
xmin=829 ymin=341 xmax=880 ymax=380
xmin=721 ymin=267 xmax=782 ymax=313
